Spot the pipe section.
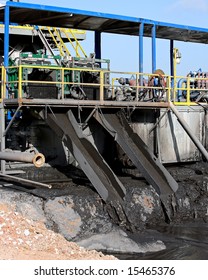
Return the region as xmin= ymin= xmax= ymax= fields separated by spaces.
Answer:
xmin=177 ymin=78 xmax=187 ymax=100
xmin=0 ymin=173 xmax=52 ymax=189
xmin=0 ymin=151 xmax=45 ymax=167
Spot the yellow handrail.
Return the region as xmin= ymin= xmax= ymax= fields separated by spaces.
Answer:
xmin=40 ymin=26 xmax=87 ymax=58
xmin=3 ymin=65 xmax=208 ymax=106
xmin=53 ymin=27 xmax=71 ymax=57
xmin=62 ymin=28 xmax=87 ymax=58
xmin=18 ymin=66 xmax=22 ymax=98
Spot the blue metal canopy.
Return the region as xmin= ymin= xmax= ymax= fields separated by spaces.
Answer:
xmin=1 ymin=1 xmax=208 ymax=43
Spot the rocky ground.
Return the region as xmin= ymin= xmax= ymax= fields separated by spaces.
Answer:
xmin=0 ymin=204 xmax=116 ymax=260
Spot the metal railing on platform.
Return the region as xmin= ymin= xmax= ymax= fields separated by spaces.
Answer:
xmin=1 ymin=65 xmax=208 ymax=106
xmin=0 ymin=66 xmax=5 ymax=101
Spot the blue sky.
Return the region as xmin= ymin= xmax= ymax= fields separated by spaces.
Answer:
xmin=2 ymin=0 xmax=208 ymax=75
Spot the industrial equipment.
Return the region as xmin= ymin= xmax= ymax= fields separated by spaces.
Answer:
xmin=1 ymin=1 xmax=208 ymax=227
xmin=6 ymin=51 xmax=110 ymax=100
xmin=177 ymin=69 xmax=208 ymax=102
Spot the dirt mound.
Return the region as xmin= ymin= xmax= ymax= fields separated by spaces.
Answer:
xmin=0 ymin=204 xmax=116 ymax=260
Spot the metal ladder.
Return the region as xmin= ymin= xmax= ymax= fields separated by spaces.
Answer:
xmin=36 ymin=28 xmax=61 ymax=65
xmin=38 ymin=26 xmax=87 ymax=59
xmin=60 ymin=28 xmax=87 ymax=58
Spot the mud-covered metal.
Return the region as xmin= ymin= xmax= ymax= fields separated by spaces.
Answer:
xmin=39 ymin=109 xmax=126 ymax=204
xmin=94 ymin=109 xmax=178 ymax=196
xmin=0 ymin=173 xmax=52 ymax=189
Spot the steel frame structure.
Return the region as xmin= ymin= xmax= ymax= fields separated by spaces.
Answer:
xmin=0 ymin=1 xmax=207 ymax=223
xmin=2 ymin=1 xmax=208 ymax=70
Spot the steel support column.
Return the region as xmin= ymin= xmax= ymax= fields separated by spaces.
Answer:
xmin=4 ymin=4 xmax=10 ymax=68
xmin=1 ymin=4 xmax=10 ymax=174
xmin=95 ymin=31 xmax=101 ymax=59
xmin=170 ymin=40 xmax=174 ymax=77
xmin=139 ymin=22 xmax=144 ymax=86
xmin=152 ymin=24 xmax=156 ymax=73
xmin=0 ymin=104 xmax=5 ymax=174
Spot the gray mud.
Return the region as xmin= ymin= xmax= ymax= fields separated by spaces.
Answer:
xmin=0 ymin=161 xmax=208 ymax=259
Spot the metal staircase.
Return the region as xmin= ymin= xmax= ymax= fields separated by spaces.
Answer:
xmin=60 ymin=28 xmax=87 ymax=58
xmin=36 ymin=28 xmax=61 ymax=65
xmin=37 ymin=26 xmax=87 ymax=60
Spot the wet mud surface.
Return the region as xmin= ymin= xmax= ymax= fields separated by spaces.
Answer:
xmin=116 ymin=223 xmax=208 ymax=259
xmin=0 ymin=161 xmax=208 ymax=259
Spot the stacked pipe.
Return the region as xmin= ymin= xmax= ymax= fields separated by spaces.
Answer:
xmin=0 ymin=151 xmax=45 ymax=168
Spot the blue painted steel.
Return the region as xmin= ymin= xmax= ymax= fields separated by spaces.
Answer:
xmin=95 ymin=31 xmax=101 ymax=59
xmin=4 ymin=4 xmax=10 ymax=67
xmin=170 ymin=40 xmax=174 ymax=87
xmin=139 ymin=22 xmax=144 ymax=85
xmin=152 ymin=24 xmax=156 ymax=73
xmin=177 ymin=78 xmax=187 ymax=100
xmin=139 ymin=17 xmax=208 ymax=34
xmin=6 ymin=1 xmax=208 ymax=36
xmin=6 ymin=1 xmax=140 ymax=23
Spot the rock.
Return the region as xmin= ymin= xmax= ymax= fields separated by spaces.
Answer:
xmin=123 ymin=181 xmax=163 ymax=230
xmin=0 ymin=208 xmax=116 ymax=260
xmin=0 ymin=188 xmax=46 ymax=223
xmin=24 ymin=229 xmax=30 ymax=236
xmin=44 ymin=196 xmax=82 ymax=239
xmin=44 ymin=191 xmax=114 ymax=241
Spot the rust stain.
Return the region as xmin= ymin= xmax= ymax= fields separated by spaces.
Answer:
xmin=143 ymin=196 xmax=154 ymax=209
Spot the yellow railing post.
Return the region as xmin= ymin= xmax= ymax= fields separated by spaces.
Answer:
xmin=99 ymin=71 xmax=104 ymax=101
xmin=111 ymin=78 xmax=119 ymax=99
xmin=111 ymin=78 xmax=115 ymax=99
xmin=167 ymin=76 xmax=171 ymax=102
xmin=76 ymin=42 xmax=78 ymax=57
xmin=0 ymin=67 xmax=3 ymax=100
xmin=61 ymin=68 xmax=64 ymax=99
xmin=3 ymin=67 xmax=6 ymax=99
xmin=1 ymin=67 xmax=6 ymax=99
xmin=0 ymin=64 xmax=201 ymax=107
xmin=18 ymin=66 xmax=22 ymax=98
xmin=186 ymin=76 xmax=190 ymax=106
xmin=136 ymin=73 xmax=139 ymax=101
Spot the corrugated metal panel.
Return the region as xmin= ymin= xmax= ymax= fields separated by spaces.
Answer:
xmin=159 ymin=106 xmax=205 ymax=163
xmin=130 ymin=107 xmax=205 ymax=163
xmin=130 ymin=110 xmax=155 ymax=152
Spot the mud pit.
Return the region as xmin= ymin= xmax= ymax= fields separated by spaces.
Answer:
xmin=0 ymin=161 xmax=207 ymax=259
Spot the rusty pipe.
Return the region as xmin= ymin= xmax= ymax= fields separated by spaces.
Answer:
xmin=0 ymin=151 xmax=45 ymax=168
